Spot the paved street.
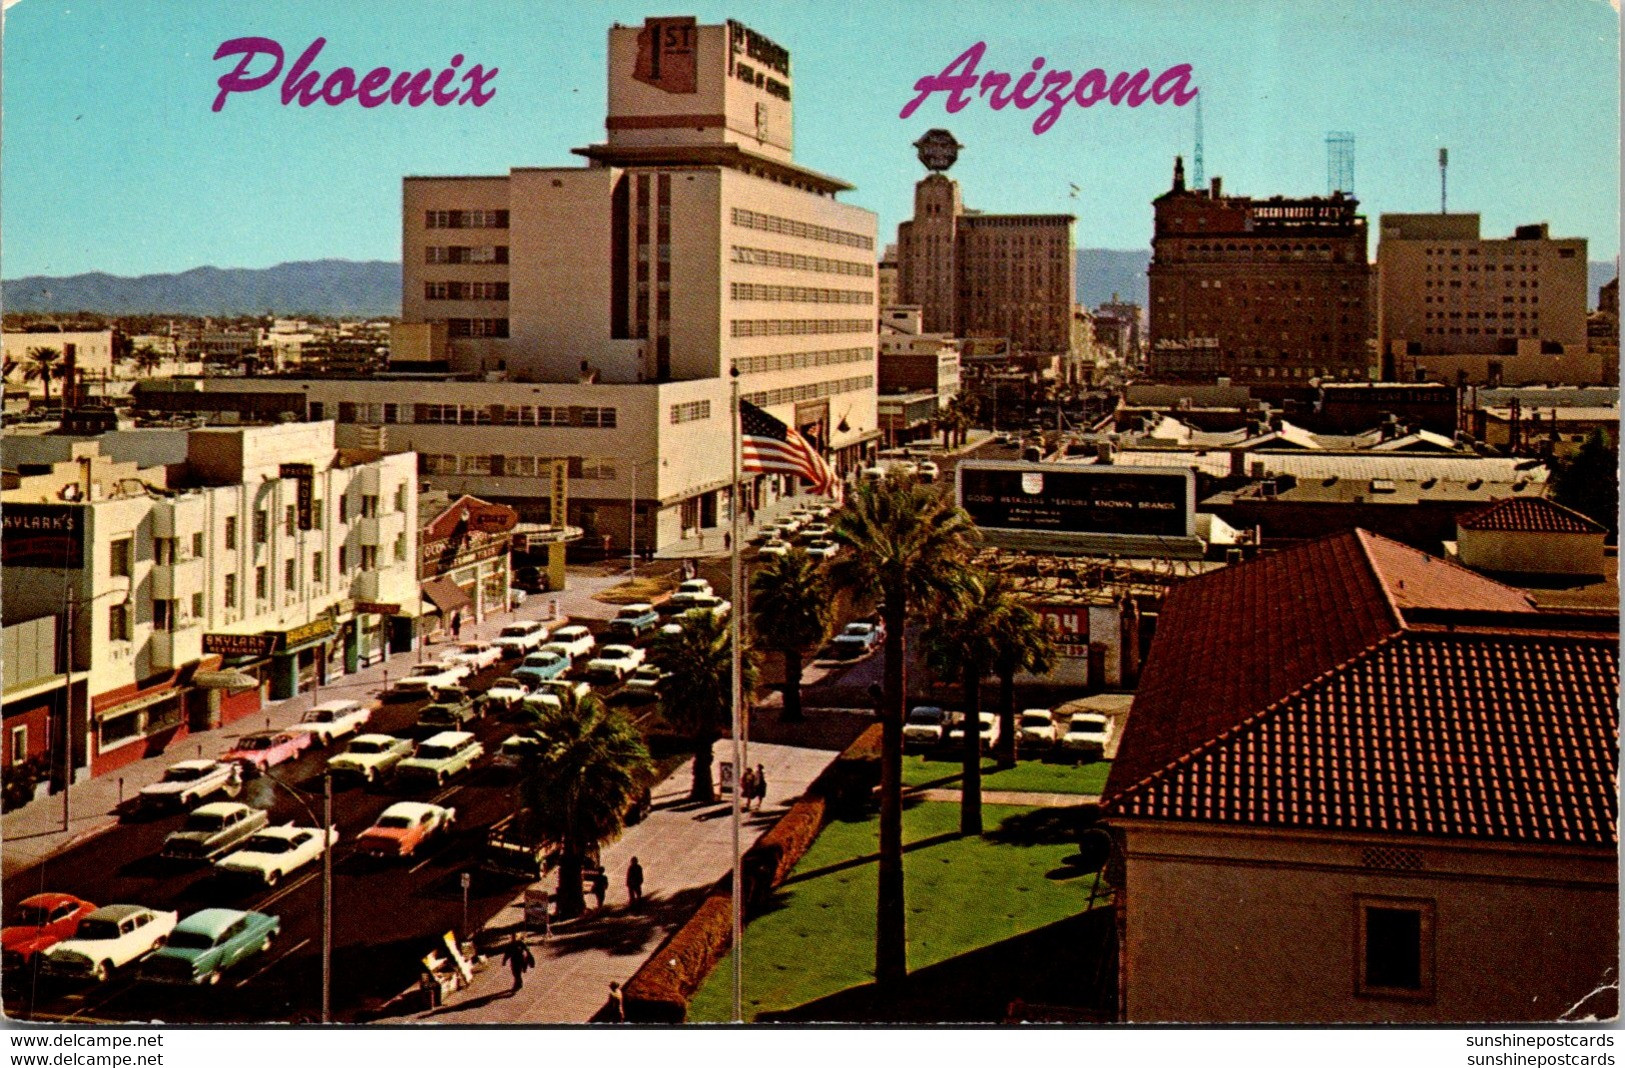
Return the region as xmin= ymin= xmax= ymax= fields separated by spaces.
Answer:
xmin=400 ymin=739 xmax=837 ymax=1024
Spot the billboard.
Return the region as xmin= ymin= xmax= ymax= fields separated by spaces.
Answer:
xmin=957 ymin=462 xmax=1194 ymax=541
xmin=3 ymin=504 xmax=85 ymax=568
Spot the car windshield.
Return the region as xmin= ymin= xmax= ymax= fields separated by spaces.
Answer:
xmin=182 ymin=813 xmax=227 ymax=831
xmin=907 ymin=709 xmax=942 ymax=724
xmin=162 ymin=766 xmax=206 ymax=781
xmin=557 ymin=628 xmax=586 ymax=639
xmin=236 ymin=737 xmax=273 ymax=750
xmin=1072 ymin=720 xmax=1107 ymax=735
xmin=523 ymin=654 xmax=560 ymax=666
xmin=13 ymin=905 xmax=52 ymax=926
xmin=842 ymin=625 xmax=871 ymax=636
xmin=349 ymin=739 xmax=389 ymax=754
xmin=1021 ymin=714 xmax=1051 ymax=728
xmin=600 ymin=649 xmax=629 ymax=660
xmin=167 ymin=930 xmax=217 ymax=951
xmin=240 ymin=836 xmax=293 ymax=854
xmin=458 ymin=644 xmax=485 ymax=654
xmin=492 ymin=678 xmax=523 ymax=689
xmin=416 ymin=745 xmax=455 ymax=760
xmin=499 ymin=626 xmax=533 ymax=638
xmin=376 ymin=815 xmax=413 ymax=829
xmin=75 ymin=919 xmax=123 ymax=940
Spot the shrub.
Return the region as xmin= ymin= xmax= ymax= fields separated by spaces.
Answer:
xmin=623 ymin=887 xmax=735 ymax=1022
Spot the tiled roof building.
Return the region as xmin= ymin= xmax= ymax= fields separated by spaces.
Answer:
xmin=1104 ymin=529 xmax=1618 ymax=1023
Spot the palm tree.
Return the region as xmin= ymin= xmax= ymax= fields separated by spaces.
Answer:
xmin=24 ymin=346 xmax=62 ymax=403
xmin=750 ymin=548 xmax=832 ymax=723
xmin=920 ymin=568 xmax=1008 ymax=836
xmin=131 ymin=345 xmax=164 ymax=378
xmin=652 ymin=609 xmax=756 ymax=803
xmin=988 ymin=588 xmax=1058 ymax=769
xmin=518 ymin=694 xmax=652 ymax=919
xmin=828 ymin=474 xmax=977 ymax=989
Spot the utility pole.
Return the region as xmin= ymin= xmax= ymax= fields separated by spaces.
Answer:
xmin=322 ymin=772 xmax=333 ymax=1024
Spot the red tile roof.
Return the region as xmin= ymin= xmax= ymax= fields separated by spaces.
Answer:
xmin=1457 ymin=496 xmax=1607 ymax=535
xmin=1105 ymin=529 xmax=1619 ymax=847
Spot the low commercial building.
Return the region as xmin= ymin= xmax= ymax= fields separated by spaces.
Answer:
xmin=2 ymin=421 xmax=419 ymax=779
xmin=1105 ymin=529 xmax=1618 ymax=1022
xmin=1453 ymin=496 xmax=1608 ymax=578
xmin=417 ymin=492 xmax=517 ymax=634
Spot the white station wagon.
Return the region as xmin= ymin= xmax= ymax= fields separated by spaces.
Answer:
xmin=40 ymin=905 xmax=178 ymax=983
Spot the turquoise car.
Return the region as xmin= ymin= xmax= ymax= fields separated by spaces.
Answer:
xmin=139 ymin=908 xmax=279 ymax=986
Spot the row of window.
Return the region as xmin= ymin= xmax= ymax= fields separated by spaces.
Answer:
xmin=730 ymin=283 xmax=872 ymax=305
xmin=730 ymin=245 xmax=874 ymax=278
xmin=729 ymin=318 xmax=871 ymax=338
xmin=1423 ymin=246 xmax=1540 ymax=257
xmin=420 ymin=454 xmax=617 ymax=480
xmin=424 ymin=246 xmax=509 ymax=264
xmin=444 ymin=318 xmax=510 ymax=338
xmin=390 ymin=403 xmax=617 ymax=428
xmin=425 ymin=282 xmax=510 ymax=300
xmin=1426 ymin=326 xmax=1535 ymax=336
xmin=669 ymin=400 xmax=712 ymax=424
xmin=1425 ymin=310 xmax=1539 ymax=320
xmin=730 ymin=208 xmax=873 ymax=250
xmin=730 ymin=346 xmax=873 ymax=376
xmin=1423 ymin=263 xmax=1539 ymax=274
xmin=742 ymin=374 xmax=873 ymax=408
xmin=425 ymin=209 xmax=509 ymax=229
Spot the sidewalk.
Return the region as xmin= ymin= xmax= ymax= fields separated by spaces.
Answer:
xmin=398 ymin=738 xmax=837 ymax=1024
xmin=1 ymin=567 xmax=631 ymax=877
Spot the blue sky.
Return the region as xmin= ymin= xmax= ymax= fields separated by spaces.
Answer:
xmin=2 ymin=0 xmax=1618 ymax=278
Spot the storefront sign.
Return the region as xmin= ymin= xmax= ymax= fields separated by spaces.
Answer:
xmin=3 ymin=504 xmax=84 ymax=568
xmin=550 ymin=459 xmax=568 ymax=530
xmin=280 ymin=463 xmax=315 ymax=530
xmin=203 ymin=632 xmax=277 ymax=658
xmin=465 ymin=503 xmax=518 ymax=535
xmin=355 ymin=601 xmax=402 ymax=616
xmin=282 ymin=617 xmax=335 ymax=649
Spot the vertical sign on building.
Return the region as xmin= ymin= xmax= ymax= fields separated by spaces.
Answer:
xmin=279 ymin=463 xmax=315 ymax=530
xmin=547 ymin=459 xmax=569 ymax=592
xmin=634 ymin=16 xmax=697 ymax=94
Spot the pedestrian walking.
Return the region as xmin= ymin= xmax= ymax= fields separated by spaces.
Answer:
xmin=724 ymin=530 xmax=732 ymax=552
xmin=626 ymin=857 xmax=645 ymax=906
xmin=607 ymin=981 xmax=626 ymax=1022
xmin=451 ymin=611 xmax=462 ymax=639
xmin=502 ymin=937 xmax=535 ymax=994
xmin=738 ymin=765 xmax=756 ymax=805
xmin=753 ymin=764 xmax=768 ymax=811
xmin=589 ymin=869 xmax=609 ymax=911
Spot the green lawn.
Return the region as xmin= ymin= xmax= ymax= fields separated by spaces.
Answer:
xmin=688 ymin=801 xmax=1097 ymax=1022
xmin=901 ymin=753 xmax=1112 ymax=796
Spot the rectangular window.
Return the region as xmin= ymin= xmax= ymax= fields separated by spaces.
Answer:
xmin=311 ymin=552 xmax=324 ymax=584
xmin=224 ymin=573 xmax=238 ymax=609
xmin=109 ymin=537 xmax=132 ymax=578
xmin=255 ymin=566 xmax=268 ymax=600
xmin=338 ymin=496 xmax=349 ymax=523
xmin=108 ymin=603 xmax=130 ymax=642
xmin=361 ymin=495 xmax=379 ymax=519
xmin=338 ymin=547 xmax=349 ymax=574
xmin=1357 ymin=898 xmax=1434 ymax=1000
xmin=153 ymin=599 xmax=173 ymax=633
xmin=154 ymin=538 xmax=176 ymax=566
xmin=191 ymin=591 xmax=204 ymax=620
xmin=394 ymin=533 xmax=407 ymax=563
xmin=191 ymin=531 xmax=204 ymax=558
xmin=360 ymin=546 xmax=379 ymax=571
xmin=311 ymin=499 xmax=323 ymax=531
xmin=223 ymin=516 xmax=238 ymax=551
xmin=10 ymin=725 xmax=27 ymax=768
xmin=254 ymin=510 xmax=268 ymax=545
xmin=394 ymin=484 xmax=407 ymax=512
xmin=284 ymin=558 xmax=298 ymax=592
xmin=285 ymin=505 xmax=297 ymax=537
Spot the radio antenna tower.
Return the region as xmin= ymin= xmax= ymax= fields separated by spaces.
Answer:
xmin=1439 ymin=147 xmax=1449 ymax=213
xmin=1326 ymin=131 xmax=1354 ymax=195
xmin=1193 ymin=92 xmax=1204 ymax=187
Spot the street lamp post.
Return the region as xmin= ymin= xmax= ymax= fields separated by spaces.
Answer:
xmin=260 ymin=768 xmax=335 ymax=1023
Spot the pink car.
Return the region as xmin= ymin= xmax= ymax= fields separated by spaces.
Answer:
xmin=222 ymin=730 xmax=311 ymax=775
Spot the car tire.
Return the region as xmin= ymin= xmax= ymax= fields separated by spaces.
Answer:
xmin=205 ymin=970 xmax=221 ymax=987
xmin=261 ymin=933 xmax=276 ymax=954
xmin=363 ymin=768 xmax=375 ymax=784
xmin=93 ymin=960 xmax=112 ymax=983
xmin=264 ymin=870 xmax=280 ymax=888
xmin=436 ymin=773 xmax=447 ymax=787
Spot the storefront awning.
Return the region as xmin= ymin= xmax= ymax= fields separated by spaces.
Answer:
xmin=95 ymin=686 xmax=181 ymax=721
xmin=192 ymin=670 xmax=260 ymax=691
xmin=421 ymin=577 xmax=474 ymax=616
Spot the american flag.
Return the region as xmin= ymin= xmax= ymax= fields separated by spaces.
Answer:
xmin=740 ymin=400 xmax=839 ymax=498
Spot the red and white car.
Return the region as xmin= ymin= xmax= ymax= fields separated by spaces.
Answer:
xmin=356 ymin=802 xmax=457 ymax=859
xmin=222 ymin=730 xmax=312 ymax=775
xmin=2 ymin=893 xmax=97 ymax=970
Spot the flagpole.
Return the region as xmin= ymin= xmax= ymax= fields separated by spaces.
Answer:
xmin=729 ymin=368 xmax=745 ymax=1024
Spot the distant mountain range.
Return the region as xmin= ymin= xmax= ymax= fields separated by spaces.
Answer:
xmin=2 ymin=260 xmax=402 ymax=318
xmin=1 ymin=252 xmax=1615 ymax=319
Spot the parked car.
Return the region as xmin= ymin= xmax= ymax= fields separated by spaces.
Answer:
xmin=139 ymin=908 xmax=280 ymax=986
xmin=683 ymin=595 xmax=731 ymax=620
xmin=221 ymin=731 xmax=311 ymax=776
xmin=327 ymin=734 xmax=414 ymax=783
xmin=496 ymin=732 xmax=546 ymax=769
xmin=213 ymin=825 xmax=338 ymax=886
xmin=947 ymin=711 xmax=1000 ymax=752
xmin=658 ymin=591 xmax=706 ymax=617
xmin=532 ymin=679 xmax=591 ymax=708
xmin=805 ymin=540 xmax=838 ymax=561
xmin=1061 ymin=713 xmax=1113 ymax=758
xmin=396 ymin=731 xmax=485 ymax=787
xmin=483 ymin=676 xmax=532 ymax=712
xmin=757 ymin=538 xmax=791 ymax=558
xmin=831 ymin=622 xmax=882 ymax=659
xmin=903 ymin=706 xmax=949 ymax=750
xmin=447 ymin=641 xmax=503 ymax=672
xmin=491 ymin=620 xmax=548 ymax=657
xmin=586 ymin=644 xmax=646 ymax=681
xmin=676 ymin=579 xmax=713 ymax=598
xmin=40 ymin=905 xmax=178 ymax=983
xmin=392 ymin=662 xmax=469 ymax=697
xmin=416 ymin=690 xmax=481 ymax=732
xmin=512 ymin=650 xmax=572 ymax=688
xmin=357 ymin=802 xmax=457 ymax=858
xmin=137 ymin=760 xmax=242 ymax=811
xmin=161 ymin=802 xmax=271 ymax=862
xmin=2 ymin=894 xmax=97 ymax=971
xmin=1018 ymin=709 xmax=1059 ymax=750
xmin=515 ymin=692 xmax=564 ymax=724
xmin=798 ymin=523 xmax=834 ymax=542
xmin=286 ymin=700 xmax=372 ymax=747
xmin=917 ymin=461 xmax=941 ymax=483
xmin=621 ymin=664 xmax=668 ymax=699
xmin=543 ymin=624 xmax=595 ymax=659
xmin=478 ymin=828 xmax=549 ymax=880
xmin=606 ymin=603 xmax=660 ymax=641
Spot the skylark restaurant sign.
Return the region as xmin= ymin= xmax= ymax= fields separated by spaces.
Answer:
xmin=3 ymin=504 xmax=85 ymax=569
xmin=203 ymin=617 xmax=335 ymax=658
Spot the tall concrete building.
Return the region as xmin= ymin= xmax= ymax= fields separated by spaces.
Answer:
xmin=148 ymin=17 xmax=882 ymax=554
xmin=1148 ymin=157 xmax=1372 ymax=384
xmin=1376 ymin=214 xmax=1588 ymax=359
xmin=895 ymin=130 xmax=1075 ymax=358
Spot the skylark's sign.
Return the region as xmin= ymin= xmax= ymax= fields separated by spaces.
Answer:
xmin=203 ymin=632 xmax=278 ymax=658
xmin=957 ymin=462 xmax=1194 ymax=539
xmin=2 ymin=504 xmax=84 ymax=568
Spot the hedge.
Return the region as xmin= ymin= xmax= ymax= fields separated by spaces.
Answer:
xmin=619 ymin=723 xmax=883 ymax=1022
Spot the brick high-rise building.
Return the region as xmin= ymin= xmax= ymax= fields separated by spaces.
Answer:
xmin=1148 ymin=157 xmax=1372 ymax=384
xmin=896 ymin=133 xmax=1075 ymax=357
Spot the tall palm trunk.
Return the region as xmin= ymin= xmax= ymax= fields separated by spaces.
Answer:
xmin=690 ymin=728 xmax=717 ymax=802
xmin=875 ymin=598 xmax=908 ymax=990
xmin=959 ymin=660 xmax=984 ymax=836
xmin=556 ymin=850 xmax=587 ymax=919
xmin=995 ymin=669 xmax=1017 ymax=769
xmin=781 ymin=648 xmax=805 ymax=722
